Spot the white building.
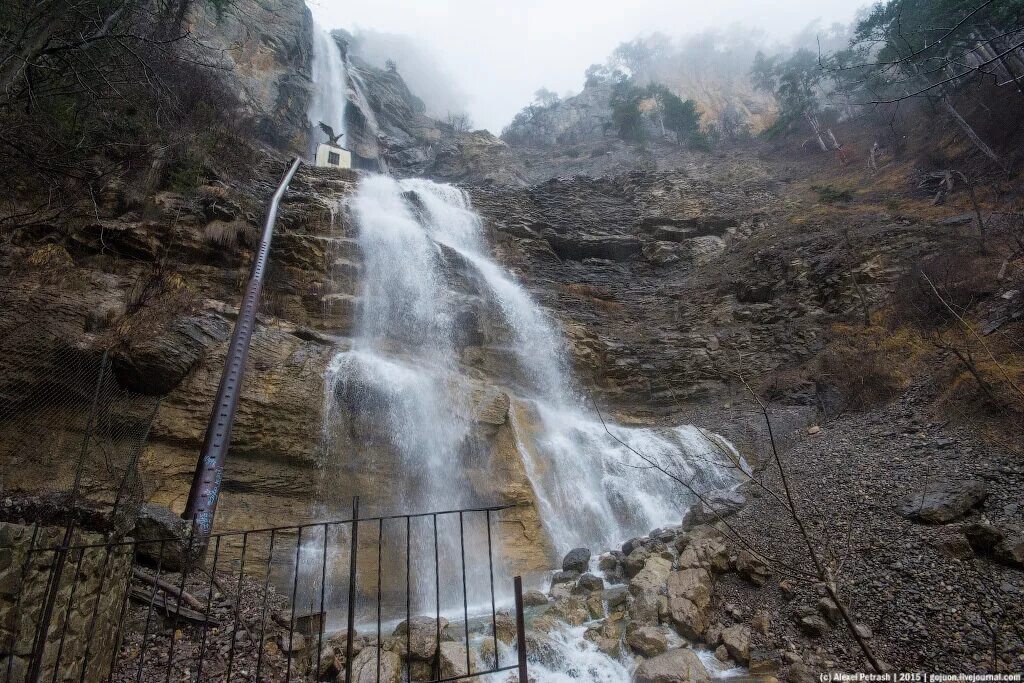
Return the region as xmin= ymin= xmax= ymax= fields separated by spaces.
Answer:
xmin=315 ymin=142 xmax=352 ymax=169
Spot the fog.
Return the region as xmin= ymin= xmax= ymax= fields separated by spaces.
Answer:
xmin=307 ymin=0 xmax=864 ymax=134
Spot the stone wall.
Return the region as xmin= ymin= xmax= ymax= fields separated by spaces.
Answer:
xmin=0 ymin=522 xmax=133 ymax=683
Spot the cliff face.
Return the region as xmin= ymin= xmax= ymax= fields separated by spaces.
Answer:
xmin=188 ymin=0 xmax=315 ymax=156
xmin=501 ymin=82 xmax=616 ymax=148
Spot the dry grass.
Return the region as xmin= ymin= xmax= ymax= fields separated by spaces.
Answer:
xmin=817 ymin=318 xmax=929 ymax=410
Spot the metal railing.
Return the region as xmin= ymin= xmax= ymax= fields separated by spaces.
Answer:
xmin=8 ymin=500 xmax=529 ymax=682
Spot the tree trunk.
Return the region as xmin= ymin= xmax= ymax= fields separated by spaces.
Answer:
xmin=804 ymin=112 xmax=829 ymax=152
xmin=942 ymin=97 xmax=1008 ymax=172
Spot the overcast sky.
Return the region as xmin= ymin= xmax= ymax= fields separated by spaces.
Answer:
xmin=307 ymin=0 xmax=864 ymax=134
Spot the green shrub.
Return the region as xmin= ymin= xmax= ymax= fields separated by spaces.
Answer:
xmin=811 ymin=184 xmax=853 ymax=203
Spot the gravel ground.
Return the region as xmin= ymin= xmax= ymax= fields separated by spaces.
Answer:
xmin=705 ymin=384 xmax=1024 ymax=678
xmin=109 ymin=569 xmax=306 ymax=683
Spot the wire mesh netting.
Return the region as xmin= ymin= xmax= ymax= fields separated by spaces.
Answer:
xmin=0 ymin=313 xmax=161 ymax=534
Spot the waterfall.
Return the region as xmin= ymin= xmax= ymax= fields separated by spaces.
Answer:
xmin=308 ymin=24 xmax=348 ymax=149
xmin=297 ymin=173 xmax=745 ymax=680
xmin=320 ymin=174 xmax=740 ymax=574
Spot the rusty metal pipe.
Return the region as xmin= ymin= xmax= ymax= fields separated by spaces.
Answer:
xmin=182 ymin=158 xmax=302 ymax=534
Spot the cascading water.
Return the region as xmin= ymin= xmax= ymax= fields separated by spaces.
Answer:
xmin=308 ymin=24 xmax=348 ymax=149
xmin=313 ymin=172 xmax=739 ymax=598
xmin=330 ymin=175 xmax=740 ymax=553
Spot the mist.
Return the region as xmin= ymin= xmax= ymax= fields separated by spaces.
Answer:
xmin=307 ymin=0 xmax=865 ymax=134
xmin=344 ymin=28 xmax=470 ymax=121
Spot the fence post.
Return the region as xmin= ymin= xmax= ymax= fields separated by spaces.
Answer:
xmin=514 ymin=575 xmax=529 ymax=683
xmin=343 ymin=497 xmax=359 ymax=683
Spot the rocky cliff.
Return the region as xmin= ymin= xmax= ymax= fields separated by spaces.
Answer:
xmin=188 ymin=0 xmax=315 ymax=155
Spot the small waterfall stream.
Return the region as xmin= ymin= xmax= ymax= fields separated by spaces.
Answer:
xmin=308 ymin=24 xmax=348 ymax=149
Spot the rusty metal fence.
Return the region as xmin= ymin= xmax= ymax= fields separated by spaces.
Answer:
xmin=4 ymin=500 xmax=528 ymax=683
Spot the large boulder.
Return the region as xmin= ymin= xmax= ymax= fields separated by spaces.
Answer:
xmin=625 ymin=624 xmax=668 ymax=657
xmin=439 ymin=642 xmax=478 ymax=679
xmin=735 ymin=550 xmax=771 ymax=586
xmin=392 ymin=616 xmax=447 ymax=660
xmin=666 ymin=569 xmax=712 ymax=639
xmin=492 ymin=610 xmax=516 ymax=645
xmin=629 ymin=556 xmax=672 ymax=602
xmin=523 ymin=590 xmax=549 ymax=607
xmin=902 ymin=480 xmax=987 ymax=523
xmin=677 ymin=534 xmax=729 ymax=572
xmin=131 ymin=503 xmax=195 ymax=571
xmin=622 ymin=546 xmax=652 ymax=579
xmin=720 ymin=624 xmax=751 ymax=664
xmin=350 ymin=647 xmax=401 ymax=683
xmin=575 ymin=572 xmax=604 ymax=593
xmin=963 ymin=522 xmax=1024 ymax=568
xmin=633 ymin=648 xmax=711 ymax=683
xmin=549 ymin=596 xmax=589 ymax=625
xmin=562 ymin=547 xmax=591 ymax=573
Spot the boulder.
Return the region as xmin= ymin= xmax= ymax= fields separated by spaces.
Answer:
xmin=317 ymin=646 xmax=344 ymax=679
xmin=622 ymin=537 xmax=643 ymax=556
xmin=525 ymin=632 xmax=567 ymax=670
xmin=585 ymin=592 xmax=605 ymax=619
xmin=562 ymin=547 xmax=591 ymax=573
xmin=551 ymin=570 xmax=579 ymax=585
xmin=350 ymin=648 xmax=401 ymax=683
xmin=796 ymin=615 xmax=829 ymax=637
xmin=392 ymin=616 xmax=447 ymax=660
xmin=438 ymin=642 xmax=477 ymax=679
xmin=523 ymin=590 xmax=549 ymax=607
xmin=964 ymin=522 xmax=1024 ymax=568
xmin=902 ymin=480 xmax=987 ymax=523
xmin=603 ymin=585 xmax=629 ymax=609
xmin=585 ymin=617 xmax=626 ymax=657
xmin=629 ymin=556 xmax=672 ymax=602
xmin=549 ymin=596 xmax=589 ymax=626
xmin=623 ymin=546 xmax=652 ymax=578
xmin=493 ymin=610 xmax=516 ymax=644
xmin=963 ymin=521 xmax=1004 ymax=553
xmin=996 ymin=530 xmax=1024 ymax=568
xmin=575 ymin=573 xmax=605 ymax=593
xmin=682 ymin=490 xmax=746 ymax=529
xmin=677 ymin=534 xmax=729 ymax=572
xmin=666 ymin=569 xmax=712 ymax=639
xmin=633 ymin=648 xmax=711 ymax=683
xmin=131 ymin=503 xmax=195 ymax=571
xmin=276 ymin=631 xmax=305 ymax=653
xmin=735 ymin=550 xmax=771 ymax=586
xmin=597 ymin=553 xmax=619 ymax=572
xmin=625 ymin=624 xmax=668 ymax=657
xmin=817 ymin=597 xmax=841 ymax=625
xmin=749 ymin=649 xmax=781 ymax=675
xmin=720 ymin=624 xmax=751 ymax=664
